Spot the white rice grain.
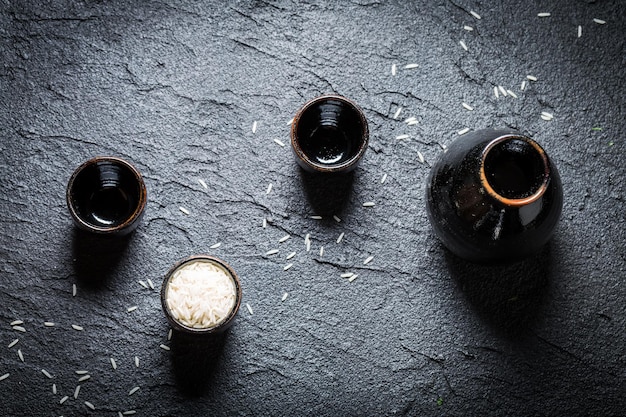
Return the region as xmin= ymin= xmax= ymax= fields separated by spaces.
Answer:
xmin=393 ymin=106 xmax=403 ymax=119
xmin=417 ymin=151 xmax=425 ymax=164
xmin=74 ymin=385 xmax=81 ymax=399
xmin=593 ymin=18 xmax=606 ymax=25
xmin=458 ymin=128 xmax=470 ymax=136
xmin=73 ymin=283 xmax=77 ymax=297
xmin=138 ymin=280 xmax=148 ymax=289
xmin=210 ymin=242 xmax=222 ymax=249
xmin=578 ymin=25 xmax=582 ymax=38
xmin=541 ymin=111 xmax=554 ymax=119
xmin=404 ymin=63 xmax=419 ymax=69
xmin=363 ymin=256 xmax=374 ymax=265
xmin=10 ymin=320 xmax=23 ymax=326
xmin=391 ymin=63 xmax=397 ymax=75
xmin=123 ymin=411 xmax=137 ymax=415
xmin=333 ymin=215 xmax=341 ymax=223
xmin=41 ymin=369 xmax=53 ymax=379
xmin=283 ymin=263 xmax=293 ymax=271
xmin=287 ymin=118 xmax=294 ymax=125
xmin=246 ymin=303 xmax=253 ymax=315
xmin=363 ymin=202 xmax=376 ymax=207
xmin=59 ymin=396 xmax=68 ymax=404
xmin=12 ymin=326 xmax=26 ymax=332
xmin=147 ymin=278 xmax=155 ymax=289
xmin=286 ymin=252 xmax=296 ymax=260
xmin=470 ymin=10 xmax=481 ymax=19
xmin=348 ymin=274 xmax=359 ymax=282
xmin=311 ymin=215 xmax=323 ymax=220
xmin=72 ymin=325 xmax=83 ymax=331
xmin=198 ymin=179 xmax=208 ymax=190
xmin=281 ymin=293 xmax=288 ymax=302
xmin=527 ymin=75 xmax=538 ymax=81
xmin=52 ymin=383 xmax=57 ymax=394
xmin=110 ymin=357 xmax=117 ymax=370
xmin=494 ymin=86 xmax=499 ymax=99
xmin=252 ymin=121 xmax=258 ymax=133
xmin=18 ymin=349 xmax=23 ymax=362
xmin=179 ymin=206 xmax=190 ymax=215
xmin=78 ymin=375 xmax=91 ymax=382
xmin=520 ymin=80 xmax=527 ymax=91
xmin=464 ymin=25 xmax=473 ymax=31
xmin=0 ymin=373 xmax=9 ymax=382
xmin=273 ymin=139 xmax=285 ymax=147
xmin=127 ymin=306 xmax=138 ymax=313
xmin=404 ymin=116 xmax=417 ymax=124
xmin=319 ymin=246 xmax=324 ymax=257
xmin=266 ymin=183 xmax=273 ymax=194
xmin=168 ymin=328 xmax=172 ymax=340
xmin=340 ymin=272 xmax=354 ymax=278
xmin=396 ymin=134 xmax=410 ymax=140
xmin=381 ymin=173 xmax=387 ymax=184
xmin=537 ymin=12 xmax=551 ymax=17
xmin=75 ymin=370 xmax=89 ymax=375
xmin=459 ymin=40 xmax=468 ymax=51
xmin=462 ymin=102 xmax=474 ymax=111
xmin=128 ymin=387 xmax=140 ymax=396
xmin=262 ymin=218 xmax=267 ymax=228
xmin=265 ymin=249 xmax=279 ymax=256
xmin=336 ymin=232 xmax=345 ymax=244
xmin=84 ymin=401 xmax=95 ymax=410
xmin=407 ymin=120 xmax=419 ymax=126
xmin=159 ymin=344 xmax=170 ymax=351
xmin=507 ymin=89 xmax=518 ymax=98
xmin=8 ymin=339 xmax=18 ymax=348
xmin=135 ymin=356 xmax=140 ymax=367
xmin=44 ymin=322 xmax=55 ymax=327
xmin=279 ymin=234 xmax=290 ymax=243
xmin=498 ymin=85 xmax=508 ymax=96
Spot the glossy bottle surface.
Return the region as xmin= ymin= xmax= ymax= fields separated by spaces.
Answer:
xmin=426 ymin=129 xmax=563 ymax=262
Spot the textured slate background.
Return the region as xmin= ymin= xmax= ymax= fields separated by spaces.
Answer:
xmin=1 ymin=0 xmax=625 ymax=416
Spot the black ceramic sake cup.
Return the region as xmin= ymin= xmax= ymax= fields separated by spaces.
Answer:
xmin=426 ymin=129 xmax=563 ymax=263
xmin=160 ymin=255 xmax=242 ymax=337
xmin=66 ymin=157 xmax=147 ymax=236
xmin=291 ymin=94 xmax=369 ymax=173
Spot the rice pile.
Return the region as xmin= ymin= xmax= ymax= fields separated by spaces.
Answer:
xmin=166 ymin=260 xmax=237 ymax=329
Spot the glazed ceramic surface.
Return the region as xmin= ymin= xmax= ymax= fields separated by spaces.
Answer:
xmin=291 ymin=94 xmax=369 ymax=173
xmin=426 ymin=129 xmax=563 ymax=262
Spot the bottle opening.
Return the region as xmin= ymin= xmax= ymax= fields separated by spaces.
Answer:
xmin=481 ymin=137 xmax=548 ymax=204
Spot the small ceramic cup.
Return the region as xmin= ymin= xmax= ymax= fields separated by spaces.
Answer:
xmin=66 ymin=156 xmax=147 ymax=236
xmin=291 ymin=94 xmax=369 ymax=173
xmin=161 ymin=255 xmax=242 ymax=336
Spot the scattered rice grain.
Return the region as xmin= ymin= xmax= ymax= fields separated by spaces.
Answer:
xmin=74 ymin=385 xmax=81 ymax=399
xmin=577 ymin=25 xmax=582 ymax=38
xmin=393 ymin=106 xmax=403 ymax=119
xmin=44 ymin=322 xmax=55 ymax=327
xmin=18 ymin=349 xmax=23 ymax=362
xmin=252 ymin=121 xmax=258 ymax=133
xmin=10 ymin=320 xmax=23 ymax=326
xmin=520 ymin=80 xmax=527 ymax=91
xmin=75 ymin=370 xmax=89 ymax=375
xmin=407 ymin=120 xmax=419 ymax=126
xmin=311 ymin=215 xmax=323 ymax=220
xmin=265 ymin=249 xmax=279 ymax=256
xmin=127 ymin=306 xmax=138 ymax=313
xmin=391 ymin=63 xmax=397 ymax=75
xmin=198 ymin=179 xmax=208 ymax=190
xmin=246 ymin=303 xmax=253 ymax=315
xmin=168 ymin=328 xmax=172 ymax=340
xmin=41 ymin=369 xmax=53 ymax=379
xmin=12 ymin=326 xmax=26 ymax=332
xmin=458 ymin=128 xmax=470 ymax=136
xmin=381 ymin=173 xmax=387 ymax=184
xmin=462 ymin=102 xmax=474 ymax=111
xmin=464 ymin=25 xmax=473 ymax=31
xmin=59 ymin=396 xmax=68 ymax=404
xmin=138 ymin=280 xmax=148 ymax=289
xmin=84 ymin=401 xmax=95 ymax=410
xmin=147 ymin=278 xmax=155 ymax=289
xmin=459 ymin=40 xmax=468 ymax=51
xmin=279 ymin=234 xmax=291 ymax=243
xmin=494 ymin=86 xmax=499 ymax=99
xmin=160 ymin=344 xmax=170 ymax=351
xmin=72 ymin=283 xmax=77 ymax=297
xmin=396 ymin=134 xmax=410 ymax=140
xmin=404 ymin=116 xmax=417 ymax=124
xmin=72 ymin=324 xmax=83 ymax=331
xmin=179 ymin=206 xmax=190 ymax=215
xmin=0 ymin=373 xmax=9 ymax=382
xmin=363 ymin=201 xmax=376 ymax=207
xmin=8 ymin=339 xmax=18 ymax=348
xmin=266 ymin=183 xmax=273 ymax=194
xmin=593 ymin=18 xmax=606 ymax=25
xmin=286 ymin=251 xmax=296 ymax=260
xmin=470 ymin=10 xmax=481 ymax=19
xmin=340 ymin=272 xmax=354 ymax=278
xmin=281 ymin=293 xmax=288 ymax=302
xmin=319 ymin=246 xmax=324 ymax=257
xmin=135 ymin=356 xmax=140 ymax=367
xmin=348 ymin=274 xmax=359 ymax=282
xmin=283 ymin=263 xmax=293 ymax=271
xmin=123 ymin=411 xmax=137 ymax=415
xmin=507 ymin=90 xmax=518 ymax=99
xmin=537 ymin=12 xmax=551 ymax=17
xmin=209 ymin=242 xmax=222 ymax=249
xmin=128 ymin=387 xmax=140 ymax=396
xmin=273 ymin=139 xmax=285 ymax=147
xmin=541 ymin=111 xmax=554 ymax=119
xmin=333 ymin=215 xmax=341 ymax=223
xmin=110 ymin=358 xmax=117 ymax=370
xmin=287 ymin=118 xmax=294 ymax=125
xmin=527 ymin=75 xmax=537 ymax=81
xmin=417 ymin=151 xmax=425 ymax=164
xmin=262 ymin=218 xmax=267 ymax=228
xmin=404 ymin=63 xmax=419 ymax=69
xmin=363 ymin=256 xmax=374 ymax=265
xmin=78 ymin=375 xmax=91 ymax=382
xmin=498 ymin=85 xmax=508 ymax=96
xmin=52 ymin=383 xmax=57 ymax=394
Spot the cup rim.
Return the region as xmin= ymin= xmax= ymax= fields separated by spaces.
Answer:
xmin=66 ymin=156 xmax=147 ymax=234
xmin=160 ymin=255 xmax=243 ymax=335
xmin=479 ymin=135 xmax=550 ymax=207
xmin=290 ymin=94 xmax=369 ymax=173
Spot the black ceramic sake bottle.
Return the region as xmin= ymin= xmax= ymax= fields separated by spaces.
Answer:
xmin=426 ymin=129 xmax=563 ymax=263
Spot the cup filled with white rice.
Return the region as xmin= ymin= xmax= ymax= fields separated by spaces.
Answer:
xmin=161 ymin=255 xmax=242 ymax=335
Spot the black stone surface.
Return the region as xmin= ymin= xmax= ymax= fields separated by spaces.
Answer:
xmin=1 ymin=1 xmax=624 ymax=416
